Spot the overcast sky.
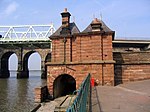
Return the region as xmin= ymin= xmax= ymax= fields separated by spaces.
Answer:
xmin=0 ymin=0 xmax=150 ymax=39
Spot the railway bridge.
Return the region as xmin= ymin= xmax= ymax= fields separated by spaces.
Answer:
xmin=0 ymin=24 xmax=55 ymax=78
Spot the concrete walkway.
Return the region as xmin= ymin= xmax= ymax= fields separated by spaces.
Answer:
xmin=35 ymin=80 xmax=150 ymax=112
xmin=91 ymin=79 xmax=150 ymax=112
xmin=35 ymin=95 xmax=76 ymax=112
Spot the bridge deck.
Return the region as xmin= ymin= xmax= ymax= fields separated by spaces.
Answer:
xmin=0 ymin=40 xmax=51 ymax=49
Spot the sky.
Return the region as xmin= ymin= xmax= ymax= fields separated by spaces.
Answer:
xmin=0 ymin=0 xmax=150 ymax=39
xmin=0 ymin=0 xmax=150 ymax=72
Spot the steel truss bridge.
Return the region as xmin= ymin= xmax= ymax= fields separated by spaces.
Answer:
xmin=0 ymin=24 xmax=55 ymax=42
xmin=0 ymin=24 xmax=55 ymax=78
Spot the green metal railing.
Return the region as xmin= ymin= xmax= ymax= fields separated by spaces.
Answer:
xmin=66 ymin=73 xmax=91 ymax=112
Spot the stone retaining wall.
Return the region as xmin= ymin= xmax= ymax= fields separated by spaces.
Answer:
xmin=34 ymin=86 xmax=49 ymax=103
xmin=114 ymin=52 xmax=150 ymax=85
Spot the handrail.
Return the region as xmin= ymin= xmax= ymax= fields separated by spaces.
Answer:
xmin=66 ymin=73 xmax=91 ymax=112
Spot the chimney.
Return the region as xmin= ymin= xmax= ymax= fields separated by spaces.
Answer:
xmin=60 ymin=8 xmax=71 ymax=35
xmin=91 ymin=18 xmax=103 ymax=32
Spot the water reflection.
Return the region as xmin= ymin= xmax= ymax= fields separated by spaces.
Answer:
xmin=0 ymin=71 xmax=46 ymax=112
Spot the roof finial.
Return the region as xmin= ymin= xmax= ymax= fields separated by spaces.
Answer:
xmin=93 ymin=18 xmax=100 ymax=23
xmin=64 ymin=8 xmax=67 ymax=12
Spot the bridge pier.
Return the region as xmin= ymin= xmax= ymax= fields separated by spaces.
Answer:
xmin=41 ymin=60 xmax=47 ymax=79
xmin=0 ymin=70 xmax=10 ymax=78
xmin=17 ymin=70 xmax=29 ymax=78
xmin=41 ymin=70 xmax=47 ymax=79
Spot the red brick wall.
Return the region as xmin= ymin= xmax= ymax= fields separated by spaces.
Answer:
xmin=72 ymin=35 xmax=102 ymax=62
xmin=51 ymin=33 xmax=114 ymax=64
xmin=72 ymin=34 xmax=113 ymax=62
xmin=52 ymin=37 xmax=71 ymax=63
xmin=47 ymin=32 xmax=114 ymax=97
xmin=103 ymin=35 xmax=113 ymax=60
xmin=114 ymin=52 xmax=150 ymax=85
xmin=47 ymin=63 xmax=114 ymax=95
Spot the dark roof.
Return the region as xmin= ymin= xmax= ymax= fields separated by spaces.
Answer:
xmin=113 ymin=39 xmax=150 ymax=44
xmin=113 ymin=39 xmax=150 ymax=49
xmin=50 ymin=22 xmax=80 ymax=37
xmin=82 ymin=19 xmax=112 ymax=33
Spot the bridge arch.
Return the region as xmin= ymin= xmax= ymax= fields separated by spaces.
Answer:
xmin=9 ymin=53 xmax=18 ymax=77
xmin=42 ymin=52 xmax=52 ymax=79
xmin=53 ymin=74 xmax=76 ymax=98
xmin=28 ymin=52 xmax=41 ymax=71
xmin=0 ymin=41 xmax=52 ymax=79
xmin=17 ymin=49 xmax=51 ymax=79
xmin=45 ymin=53 xmax=51 ymax=63
xmin=21 ymin=51 xmax=42 ymax=78
xmin=0 ymin=52 xmax=17 ymax=78
xmin=23 ymin=51 xmax=36 ymax=72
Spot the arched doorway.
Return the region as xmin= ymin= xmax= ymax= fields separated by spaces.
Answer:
xmin=53 ymin=74 xmax=76 ymax=98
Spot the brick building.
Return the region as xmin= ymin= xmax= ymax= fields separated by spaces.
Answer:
xmin=46 ymin=9 xmax=150 ymax=98
xmin=46 ymin=8 xmax=115 ymax=98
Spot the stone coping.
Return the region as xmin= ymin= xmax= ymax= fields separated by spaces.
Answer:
xmin=115 ymin=61 xmax=150 ymax=65
xmin=113 ymin=51 xmax=150 ymax=53
xmin=46 ymin=60 xmax=115 ymax=65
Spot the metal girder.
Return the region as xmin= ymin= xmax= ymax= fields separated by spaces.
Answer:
xmin=0 ymin=24 xmax=55 ymax=42
xmin=0 ymin=40 xmax=51 ymax=49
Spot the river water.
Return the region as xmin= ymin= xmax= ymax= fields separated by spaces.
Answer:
xmin=0 ymin=71 xmax=46 ymax=112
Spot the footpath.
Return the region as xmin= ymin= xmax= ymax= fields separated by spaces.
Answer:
xmin=33 ymin=79 xmax=150 ymax=112
xmin=91 ymin=79 xmax=150 ymax=112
